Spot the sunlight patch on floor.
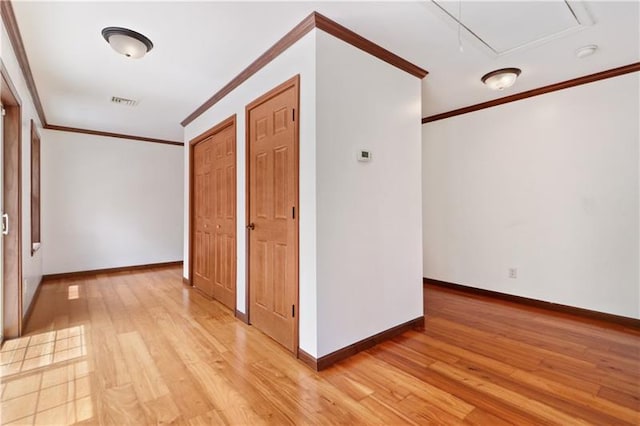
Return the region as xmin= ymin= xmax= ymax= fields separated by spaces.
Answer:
xmin=67 ymin=285 xmax=79 ymax=301
xmin=0 ymin=326 xmax=94 ymax=425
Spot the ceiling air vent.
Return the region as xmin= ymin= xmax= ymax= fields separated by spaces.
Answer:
xmin=111 ymin=96 xmax=138 ymax=107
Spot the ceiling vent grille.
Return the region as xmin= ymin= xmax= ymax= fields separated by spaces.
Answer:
xmin=111 ymin=96 xmax=138 ymax=107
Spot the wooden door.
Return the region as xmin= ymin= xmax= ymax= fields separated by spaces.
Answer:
xmin=247 ymin=76 xmax=299 ymax=352
xmin=1 ymin=69 xmax=22 ymax=339
xmin=210 ymin=124 xmax=236 ymax=310
xmin=192 ymin=137 xmax=214 ymax=296
xmin=191 ymin=117 xmax=236 ymax=310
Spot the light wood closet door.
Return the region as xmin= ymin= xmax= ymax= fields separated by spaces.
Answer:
xmin=247 ymin=77 xmax=299 ymax=352
xmin=211 ymin=125 xmax=236 ymax=310
xmin=192 ymin=119 xmax=237 ymax=311
xmin=193 ymin=137 xmax=214 ymax=296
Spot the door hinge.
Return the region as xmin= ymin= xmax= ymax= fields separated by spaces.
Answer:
xmin=292 ymin=206 xmax=295 ymax=219
xmin=292 ymin=108 xmax=295 ymax=122
xmin=292 ymin=304 xmax=295 ymax=317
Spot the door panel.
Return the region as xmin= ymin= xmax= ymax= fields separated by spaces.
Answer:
xmin=273 ymin=243 xmax=287 ymax=318
xmin=248 ymin=76 xmax=299 ymax=352
xmin=274 ymin=147 xmax=289 ymax=219
xmin=191 ymin=118 xmax=236 ymax=311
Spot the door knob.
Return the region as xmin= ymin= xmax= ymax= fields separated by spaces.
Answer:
xmin=246 ymin=223 xmax=255 ymax=230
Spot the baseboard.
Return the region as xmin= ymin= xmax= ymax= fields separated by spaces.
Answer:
xmin=424 ymin=278 xmax=640 ymax=329
xmin=297 ymin=348 xmax=318 ymax=370
xmin=297 ymin=316 xmax=425 ymax=371
xmin=22 ymin=276 xmax=43 ymax=327
xmin=234 ymin=309 xmax=249 ymax=324
xmin=182 ymin=277 xmax=191 ymax=286
xmin=42 ymin=261 xmax=184 ymax=281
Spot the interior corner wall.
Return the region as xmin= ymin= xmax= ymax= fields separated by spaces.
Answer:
xmin=422 ymin=72 xmax=640 ymax=319
xmin=183 ymin=30 xmax=318 ymax=356
xmin=1 ymin=21 xmax=44 ymax=315
xmin=315 ymin=31 xmax=423 ymax=357
xmin=41 ymin=130 xmax=184 ymax=274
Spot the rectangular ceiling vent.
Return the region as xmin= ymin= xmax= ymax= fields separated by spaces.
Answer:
xmin=111 ymin=96 xmax=138 ymax=107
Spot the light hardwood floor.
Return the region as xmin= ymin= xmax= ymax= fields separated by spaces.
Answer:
xmin=1 ymin=266 xmax=639 ymax=425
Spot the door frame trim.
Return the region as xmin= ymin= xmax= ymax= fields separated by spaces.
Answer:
xmin=245 ymin=75 xmax=300 ymax=354
xmin=1 ymin=62 xmax=24 ymax=338
xmin=188 ymin=114 xmax=237 ymax=310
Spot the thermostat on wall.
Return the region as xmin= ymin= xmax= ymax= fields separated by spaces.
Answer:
xmin=357 ymin=149 xmax=372 ymax=162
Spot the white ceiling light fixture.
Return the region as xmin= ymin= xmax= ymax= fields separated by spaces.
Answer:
xmin=101 ymin=27 xmax=153 ymax=59
xmin=481 ymin=67 xmax=522 ymax=91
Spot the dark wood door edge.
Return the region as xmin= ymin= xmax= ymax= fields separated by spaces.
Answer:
xmin=1 ymin=64 xmax=24 ymax=338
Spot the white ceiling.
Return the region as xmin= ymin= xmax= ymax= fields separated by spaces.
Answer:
xmin=11 ymin=1 xmax=640 ymax=142
xmin=433 ymin=1 xmax=585 ymax=54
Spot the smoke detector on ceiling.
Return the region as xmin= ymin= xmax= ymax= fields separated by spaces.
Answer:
xmin=576 ymin=45 xmax=598 ymax=59
xmin=111 ymin=96 xmax=138 ymax=107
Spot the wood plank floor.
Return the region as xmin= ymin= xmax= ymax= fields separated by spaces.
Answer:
xmin=1 ymin=266 xmax=638 ymax=425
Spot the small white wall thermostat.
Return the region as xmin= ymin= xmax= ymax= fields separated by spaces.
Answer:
xmin=357 ymin=149 xmax=372 ymax=162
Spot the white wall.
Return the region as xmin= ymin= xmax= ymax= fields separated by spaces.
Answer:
xmin=41 ymin=130 xmax=183 ymax=274
xmin=315 ymin=31 xmax=423 ymax=357
xmin=184 ymin=29 xmax=318 ymax=354
xmin=422 ymin=72 xmax=640 ymax=319
xmin=1 ymin=22 xmax=44 ymax=314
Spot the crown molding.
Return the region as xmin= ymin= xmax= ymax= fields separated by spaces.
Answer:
xmin=422 ymin=62 xmax=640 ymax=124
xmin=181 ymin=11 xmax=428 ymax=127
xmin=44 ymin=125 xmax=183 ymax=146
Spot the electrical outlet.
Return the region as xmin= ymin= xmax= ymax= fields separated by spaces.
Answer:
xmin=509 ymin=268 xmax=518 ymax=279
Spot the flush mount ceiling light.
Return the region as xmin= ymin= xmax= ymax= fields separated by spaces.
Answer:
xmin=481 ymin=68 xmax=522 ymax=91
xmin=101 ymin=27 xmax=153 ymax=59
